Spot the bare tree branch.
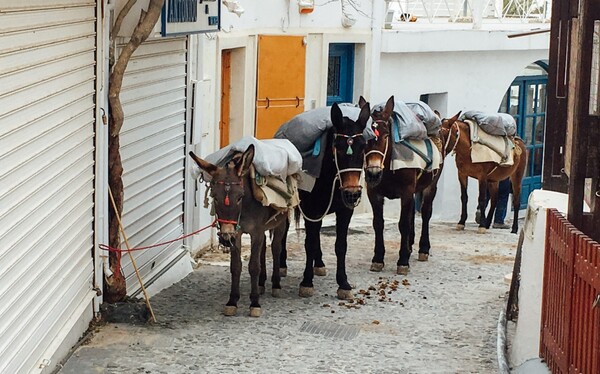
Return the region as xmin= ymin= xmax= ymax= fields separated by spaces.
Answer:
xmin=112 ymin=0 xmax=138 ymax=38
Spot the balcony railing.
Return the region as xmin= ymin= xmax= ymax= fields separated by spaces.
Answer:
xmin=384 ymin=0 xmax=551 ymax=27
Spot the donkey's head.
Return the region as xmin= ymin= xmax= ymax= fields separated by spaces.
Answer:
xmin=440 ymin=111 xmax=462 ymax=156
xmin=331 ymin=101 xmax=370 ymax=208
xmin=362 ymin=95 xmax=394 ymax=186
xmin=189 ymin=145 xmax=255 ymax=247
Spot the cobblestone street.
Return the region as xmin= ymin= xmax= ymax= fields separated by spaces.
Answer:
xmin=60 ymin=213 xmax=519 ymax=374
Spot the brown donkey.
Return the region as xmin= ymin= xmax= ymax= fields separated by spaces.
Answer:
xmin=440 ymin=113 xmax=527 ymax=234
xmin=190 ymin=145 xmax=289 ymax=317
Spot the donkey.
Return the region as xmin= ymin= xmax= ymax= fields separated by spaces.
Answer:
xmin=360 ymin=96 xmax=444 ymax=275
xmin=190 ymin=145 xmax=289 ymax=317
xmin=440 ymin=112 xmax=527 ymax=234
xmin=277 ymin=102 xmax=371 ymax=300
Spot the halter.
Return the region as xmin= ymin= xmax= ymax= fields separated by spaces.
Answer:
xmin=211 ymin=179 xmax=244 ymax=230
xmin=333 ymin=132 xmax=365 ymax=189
xmin=443 ymin=121 xmax=461 ymax=155
xmin=364 ymin=119 xmax=390 ymax=169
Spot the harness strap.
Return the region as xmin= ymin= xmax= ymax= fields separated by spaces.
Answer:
xmin=399 ymin=139 xmax=433 ymax=169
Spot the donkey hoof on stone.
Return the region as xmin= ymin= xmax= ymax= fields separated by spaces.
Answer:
xmin=249 ymin=307 xmax=262 ymax=317
xmin=272 ymin=288 xmax=282 ymax=298
xmin=370 ymin=262 xmax=384 ymax=272
xmin=397 ymin=265 xmax=410 ymax=275
xmin=337 ymin=288 xmax=353 ymax=300
xmin=456 ymin=224 xmax=465 ymax=231
xmin=314 ymin=266 xmax=327 ymax=276
xmin=280 ymin=268 xmax=287 ymax=277
xmin=223 ymin=305 xmax=238 ymax=316
xmin=477 ymin=227 xmax=487 ymax=234
xmin=418 ymin=253 xmax=429 ymax=262
xmin=299 ymin=286 xmax=315 ymax=298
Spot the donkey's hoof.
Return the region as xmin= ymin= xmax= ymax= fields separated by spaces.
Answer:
xmin=370 ymin=262 xmax=384 ymax=272
xmin=249 ymin=307 xmax=262 ymax=318
xmin=259 ymin=286 xmax=266 ymax=295
xmin=299 ymin=286 xmax=315 ymax=298
xmin=397 ymin=265 xmax=410 ymax=275
xmin=456 ymin=224 xmax=465 ymax=231
xmin=337 ymin=288 xmax=354 ymax=300
xmin=280 ymin=268 xmax=287 ymax=277
xmin=272 ymin=288 xmax=282 ymax=298
xmin=418 ymin=253 xmax=429 ymax=262
xmin=477 ymin=227 xmax=487 ymax=234
xmin=223 ymin=305 xmax=237 ymax=316
xmin=314 ymin=266 xmax=327 ymax=276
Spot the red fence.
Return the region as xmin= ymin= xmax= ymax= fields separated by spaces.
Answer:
xmin=541 ymin=209 xmax=600 ymax=374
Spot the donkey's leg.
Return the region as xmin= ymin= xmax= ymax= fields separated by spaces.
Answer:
xmin=270 ymin=221 xmax=286 ymax=298
xmin=224 ymin=235 xmax=243 ymax=316
xmin=476 ymin=179 xmax=489 ymax=233
xmin=509 ymin=146 xmax=527 ymax=233
xmin=369 ymin=190 xmax=386 ymax=272
xmin=259 ymin=233 xmax=267 ymax=295
xmin=457 ymin=173 xmax=469 ymax=230
xmin=418 ymin=183 xmax=437 ymax=261
xmin=279 ymin=217 xmax=290 ymax=277
xmin=335 ymin=208 xmax=354 ymax=300
xmin=409 ymin=195 xmax=416 ymax=249
xmin=299 ymin=219 xmax=322 ymax=297
xmin=485 ymin=181 xmax=499 ymax=230
xmin=248 ymin=232 xmax=265 ymax=317
xmin=397 ymin=193 xmax=415 ymax=275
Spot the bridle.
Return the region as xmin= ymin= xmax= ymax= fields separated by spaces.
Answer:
xmin=364 ymin=118 xmax=390 ymax=169
xmin=210 ymin=179 xmax=244 ymax=230
xmin=443 ymin=120 xmax=461 ymax=156
xmin=333 ymin=132 xmax=365 ymax=190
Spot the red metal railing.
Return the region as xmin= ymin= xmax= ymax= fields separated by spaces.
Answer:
xmin=541 ymin=208 xmax=600 ymax=374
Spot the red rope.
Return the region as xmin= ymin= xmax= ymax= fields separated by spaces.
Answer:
xmin=100 ymin=219 xmax=217 ymax=253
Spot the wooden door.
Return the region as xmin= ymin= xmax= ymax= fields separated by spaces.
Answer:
xmin=255 ymin=35 xmax=306 ymax=139
xmin=220 ymin=49 xmax=231 ymax=147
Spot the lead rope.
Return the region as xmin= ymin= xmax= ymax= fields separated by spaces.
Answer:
xmin=298 ymin=174 xmax=339 ymax=223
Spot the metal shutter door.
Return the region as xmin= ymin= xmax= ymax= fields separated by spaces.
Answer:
xmin=0 ymin=1 xmax=96 ymax=372
xmin=119 ymin=37 xmax=189 ymax=295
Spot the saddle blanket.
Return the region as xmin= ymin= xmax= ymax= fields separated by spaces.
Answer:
xmin=390 ymin=137 xmax=442 ymax=171
xmin=465 ymin=119 xmax=515 ymax=166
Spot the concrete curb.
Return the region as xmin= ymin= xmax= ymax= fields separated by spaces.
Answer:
xmin=497 ymin=299 xmax=511 ymax=374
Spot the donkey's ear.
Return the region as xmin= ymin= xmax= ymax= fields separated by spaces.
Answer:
xmin=189 ymin=151 xmax=217 ymax=175
xmin=237 ymin=144 xmax=255 ymax=176
xmin=443 ymin=111 xmax=462 ymax=127
xmin=434 ymin=109 xmax=441 ymax=118
xmin=384 ymin=95 xmax=395 ymax=115
xmin=358 ymin=96 xmax=368 ymax=109
xmin=357 ymin=102 xmax=371 ymax=130
xmin=331 ymin=102 xmax=343 ymax=130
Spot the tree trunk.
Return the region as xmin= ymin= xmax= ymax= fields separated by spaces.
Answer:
xmin=104 ymin=0 xmax=165 ymax=303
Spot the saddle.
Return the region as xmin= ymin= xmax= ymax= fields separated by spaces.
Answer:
xmin=249 ymin=165 xmax=299 ymax=212
xmin=465 ymin=119 xmax=521 ymax=166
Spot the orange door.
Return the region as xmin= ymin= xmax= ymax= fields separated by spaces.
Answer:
xmin=255 ymin=35 xmax=306 ymax=139
xmin=220 ymin=50 xmax=231 ymax=147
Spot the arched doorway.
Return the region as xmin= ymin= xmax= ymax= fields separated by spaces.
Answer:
xmin=499 ymin=61 xmax=548 ymax=208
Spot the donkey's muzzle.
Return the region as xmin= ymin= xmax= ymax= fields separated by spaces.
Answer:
xmin=365 ymin=166 xmax=383 ymax=186
xmin=218 ymin=232 xmax=236 ymax=247
xmin=341 ymin=188 xmax=362 ymax=209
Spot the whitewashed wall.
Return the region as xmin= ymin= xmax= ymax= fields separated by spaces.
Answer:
xmin=373 ymin=30 xmax=549 ymax=221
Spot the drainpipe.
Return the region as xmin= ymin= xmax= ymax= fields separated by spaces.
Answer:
xmin=94 ymin=0 xmax=114 ymax=316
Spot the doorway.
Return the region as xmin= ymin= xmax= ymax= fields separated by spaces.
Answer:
xmin=499 ymin=61 xmax=548 ymax=208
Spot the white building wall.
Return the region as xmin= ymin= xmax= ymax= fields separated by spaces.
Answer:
xmin=374 ymin=31 xmax=549 ymax=221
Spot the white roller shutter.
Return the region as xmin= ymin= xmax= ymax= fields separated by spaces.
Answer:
xmin=0 ymin=1 xmax=96 ymax=373
xmin=119 ymin=37 xmax=189 ymax=295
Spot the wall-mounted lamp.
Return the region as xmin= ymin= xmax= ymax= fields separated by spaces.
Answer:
xmin=298 ymin=0 xmax=314 ymax=14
